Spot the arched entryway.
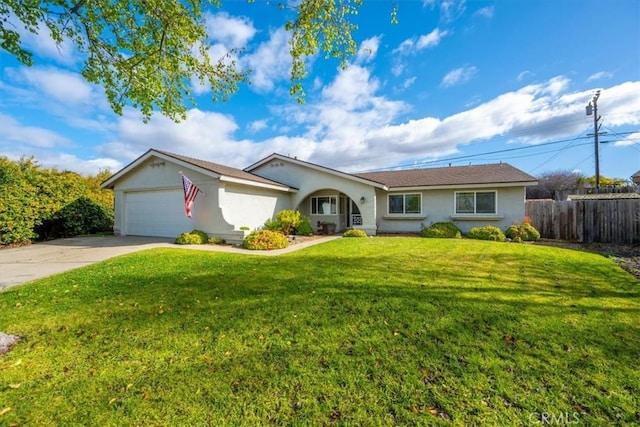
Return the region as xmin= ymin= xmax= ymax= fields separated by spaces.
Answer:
xmin=296 ymin=190 xmax=363 ymax=233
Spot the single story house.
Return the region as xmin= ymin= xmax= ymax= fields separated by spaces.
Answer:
xmin=101 ymin=149 xmax=538 ymax=243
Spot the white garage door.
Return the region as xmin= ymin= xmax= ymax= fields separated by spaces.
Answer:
xmin=124 ymin=190 xmax=194 ymax=238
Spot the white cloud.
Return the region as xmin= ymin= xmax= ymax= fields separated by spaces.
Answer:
xmin=355 ymin=36 xmax=382 ymax=64
xmin=475 ymin=6 xmax=494 ymax=18
xmin=270 ymin=76 xmax=640 ymax=172
xmin=439 ymin=0 xmax=467 ymax=22
xmin=441 ymin=66 xmax=478 ymax=87
xmin=42 ymin=154 xmax=122 ymax=175
xmin=394 ymin=28 xmax=449 ymax=55
xmin=417 ymin=28 xmax=450 ymax=49
xmin=243 ymin=27 xmax=292 ymax=93
xmin=599 ymin=81 xmax=640 ymax=126
xmin=12 ymin=66 xmax=94 ymax=105
xmin=97 ymin=107 xmax=273 ymax=168
xmin=0 ymin=115 xmax=120 ymax=175
xmin=402 ymin=77 xmax=417 ymax=89
xmin=587 ymin=71 xmax=613 ymax=82
xmin=614 ymin=132 xmax=640 ymax=147
xmin=391 ymin=62 xmax=405 ymax=77
xmin=517 ymin=70 xmax=534 ymax=82
xmin=249 ymin=119 xmax=268 ymax=132
xmin=0 ymin=114 xmax=73 ymax=149
xmin=204 ymin=12 xmax=256 ymax=47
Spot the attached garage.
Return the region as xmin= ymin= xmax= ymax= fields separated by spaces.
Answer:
xmin=101 ymin=149 xmax=295 ymax=243
xmin=123 ymin=189 xmax=193 ymax=238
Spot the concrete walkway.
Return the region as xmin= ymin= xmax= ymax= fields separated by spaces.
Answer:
xmin=0 ymin=235 xmax=340 ymax=291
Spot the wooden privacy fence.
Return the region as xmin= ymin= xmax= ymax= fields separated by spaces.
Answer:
xmin=526 ymin=199 xmax=640 ymax=244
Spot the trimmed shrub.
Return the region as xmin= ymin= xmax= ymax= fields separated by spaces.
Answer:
xmin=467 ymin=225 xmax=506 ymax=242
xmin=207 ymin=236 xmax=225 ymax=245
xmin=295 ymin=218 xmax=314 ymax=236
xmin=243 ymin=230 xmax=289 ymax=250
xmin=239 ymin=226 xmax=250 ymax=231
xmin=175 ymin=229 xmax=209 ymax=245
xmin=343 ymin=229 xmax=367 ymax=238
xmin=505 ymin=222 xmax=541 ymax=242
xmin=420 ymin=222 xmax=462 ymax=239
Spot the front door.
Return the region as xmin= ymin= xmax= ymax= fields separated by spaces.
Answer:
xmin=348 ymin=200 xmax=362 ymax=227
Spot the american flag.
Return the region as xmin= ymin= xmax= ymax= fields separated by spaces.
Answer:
xmin=181 ymin=174 xmax=201 ymax=218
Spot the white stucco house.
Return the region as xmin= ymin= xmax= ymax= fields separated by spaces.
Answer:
xmin=101 ymin=149 xmax=538 ymax=243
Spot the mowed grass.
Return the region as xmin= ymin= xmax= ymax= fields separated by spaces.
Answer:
xmin=1 ymin=238 xmax=638 ymax=425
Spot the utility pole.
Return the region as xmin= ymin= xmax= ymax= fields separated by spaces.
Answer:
xmin=585 ymin=90 xmax=601 ymax=188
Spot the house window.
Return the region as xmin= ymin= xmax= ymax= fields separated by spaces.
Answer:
xmin=311 ymin=196 xmax=337 ymax=215
xmin=388 ymin=193 xmax=422 ymax=214
xmin=455 ymin=191 xmax=497 ymax=214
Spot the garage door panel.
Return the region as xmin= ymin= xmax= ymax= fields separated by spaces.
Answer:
xmin=125 ymin=190 xmax=193 ymax=238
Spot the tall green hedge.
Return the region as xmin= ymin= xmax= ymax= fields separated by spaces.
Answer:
xmin=0 ymin=157 xmax=114 ymax=245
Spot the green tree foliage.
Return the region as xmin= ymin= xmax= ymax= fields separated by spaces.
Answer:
xmin=581 ymin=175 xmax=627 ymax=187
xmin=0 ymin=157 xmax=114 ymax=245
xmin=1 ymin=0 xmax=376 ymax=122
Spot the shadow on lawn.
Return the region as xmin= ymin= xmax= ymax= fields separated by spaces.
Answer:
xmin=3 ymin=244 xmax=639 ymax=348
xmin=2 ymin=245 xmax=639 ymax=425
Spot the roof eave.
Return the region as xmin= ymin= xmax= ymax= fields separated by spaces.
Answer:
xmin=100 ymin=149 xmax=224 ymax=189
xmin=385 ymin=180 xmax=539 ymax=191
xmin=219 ymin=175 xmax=297 ymax=192
xmin=246 ymin=153 xmax=388 ymax=190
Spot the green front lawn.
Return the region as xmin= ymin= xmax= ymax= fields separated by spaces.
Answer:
xmin=1 ymin=238 xmax=638 ymax=425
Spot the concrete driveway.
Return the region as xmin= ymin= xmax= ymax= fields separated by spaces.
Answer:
xmin=0 ymin=235 xmax=340 ymax=291
xmin=0 ymin=236 xmax=173 ymax=291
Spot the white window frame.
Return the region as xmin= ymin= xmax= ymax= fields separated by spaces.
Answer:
xmin=311 ymin=196 xmax=338 ymax=215
xmin=387 ymin=193 xmax=422 ymax=215
xmin=454 ymin=191 xmax=497 ymax=215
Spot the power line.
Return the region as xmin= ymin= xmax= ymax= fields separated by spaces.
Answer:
xmin=530 ymin=126 xmax=592 ymax=173
xmin=363 ymin=131 xmax=637 ymax=173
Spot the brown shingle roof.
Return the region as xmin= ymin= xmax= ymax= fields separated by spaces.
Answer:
xmin=355 ymin=163 xmax=537 ymax=188
xmin=155 ymin=149 xmax=292 ymax=189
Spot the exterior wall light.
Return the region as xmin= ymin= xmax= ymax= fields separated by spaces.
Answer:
xmin=360 ymin=196 xmax=366 ymax=204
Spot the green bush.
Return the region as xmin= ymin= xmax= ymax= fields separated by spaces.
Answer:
xmin=0 ymin=156 xmax=114 ymax=245
xmin=467 ymin=225 xmax=506 ymax=242
xmin=207 ymin=236 xmax=225 ymax=245
xmin=343 ymin=229 xmax=368 ymax=238
xmin=175 ymin=229 xmax=209 ymax=245
xmin=243 ymin=230 xmax=289 ymax=250
xmin=295 ymin=218 xmax=314 ymax=236
xmin=505 ymin=222 xmax=541 ymax=242
xmin=36 ymin=197 xmax=114 ymax=240
xmin=420 ymin=222 xmax=462 ymax=239
xmin=264 ymin=210 xmax=314 ymax=236
xmin=239 ymin=226 xmax=250 ymax=231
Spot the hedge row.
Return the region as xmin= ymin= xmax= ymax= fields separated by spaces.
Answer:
xmin=0 ymin=157 xmax=114 ymax=245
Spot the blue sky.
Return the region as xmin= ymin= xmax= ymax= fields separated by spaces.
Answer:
xmin=1 ymin=0 xmax=639 ymax=181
